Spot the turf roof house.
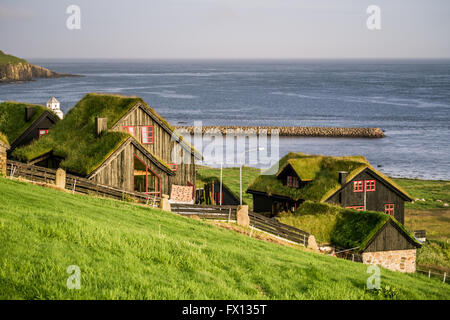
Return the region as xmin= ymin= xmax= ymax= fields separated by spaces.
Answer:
xmin=246 ymin=153 xmax=412 ymax=224
xmin=0 ymin=101 xmax=60 ymax=153
xmin=296 ymin=202 xmax=421 ymax=273
xmin=13 ymin=94 xmax=202 ymax=197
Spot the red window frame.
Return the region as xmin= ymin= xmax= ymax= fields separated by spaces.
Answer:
xmin=122 ymin=126 xmax=135 ymax=136
xmin=38 ymin=129 xmax=48 ymax=138
xmin=366 ymin=180 xmax=376 ymax=192
xmin=346 ymin=206 xmax=365 ymax=211
xmin=169 ymin=163 xmax=178 ymax=172
xmin=287 ymin=176 xmax=292 ymax=187
xmin=292 ymin=177 xmax=299 ymax=188
xmin=385 ymin=203 xmax=395 ymax=216
xmin=353 ymin=180 xmax=363 ymax=192
xmin=141 ymin=125 xmax=154 ymax=145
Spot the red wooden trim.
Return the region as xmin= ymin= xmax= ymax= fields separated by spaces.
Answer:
xmin=366 ymin=180 xmax=376 ymax=192
xmin=122 ymin=126 xmax=135 ymax=136
xmin=353 ymin=180 xmax=363 ymax=192
xmin=141 ymin=125 xmax=154 ymax=145
xmin=384 ymin=203 xmax=395 ymax=216
xmin=168 ymin=163 xmax=178 ymax=172
xmin=38 ymin=129 xmax=49 ymax=138
xmin=346 ymin=205 xmax=364 ymax=211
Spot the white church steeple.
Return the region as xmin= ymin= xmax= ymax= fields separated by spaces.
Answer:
xmin=46 ymin=97 xmax=64 ymax=119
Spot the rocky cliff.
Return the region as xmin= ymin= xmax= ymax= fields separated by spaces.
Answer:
xmin=0 ymin=62 xmax=78 ymax=83
xmin=0 ymin=50 xmax=78 ymax=83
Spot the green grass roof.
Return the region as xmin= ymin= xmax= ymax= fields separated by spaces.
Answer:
xmin=12 ymin=93 xmax=187 ymax=175
xmin=0 ymin=50 xmax=27 ymax=65
xmin=0 ymin=101 xmax=48 ymax=144
xmin=247 ymin=152 xmax=411 ymax=202
xmin=279 ymin=201 xmax=420 ymax=251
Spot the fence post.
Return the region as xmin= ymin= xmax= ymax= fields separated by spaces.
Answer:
xmin=55 ymin=168 xmax=66 ymax=189
xmin=236 ymin=205 xmax=249 ymax=227
xmin=444 ymin=272 xmax=447 ymax=283
xmin=428 ymin=270 xmax=431 ymax=278
xmin=228 ymin=208 xmax=231 ymax=223
xmin=249 ymin=225 xmax=254 ymax=238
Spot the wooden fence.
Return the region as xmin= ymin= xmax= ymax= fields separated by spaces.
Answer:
xmin=6 ymin=160 xmax=160 ymax=206
xmin=172 ymin=203 xmax=309 ymax=247
xmin=416 ymin=268 xmax=448 ymax=284
xmin=171 ymin=203 xmax=237 ymax=221
xmin=248 ymin=211 xmax=309 ymax=247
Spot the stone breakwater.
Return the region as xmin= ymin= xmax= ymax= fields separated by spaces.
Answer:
xmin=175 ymin=126 xmax=385 ymax=138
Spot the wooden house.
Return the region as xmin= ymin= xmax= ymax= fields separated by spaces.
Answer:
xmin=13 ymin=93 xmax=202 ymax=198
xmin=202 ymin=179 xmax=241 ymax=206
xmin=0 ymin=101 xmax=59 ymax=153
xmin=246 ymin=152 xmax=412 ymax=224
xmin=333 ymin=208 xmax=421 ymax=272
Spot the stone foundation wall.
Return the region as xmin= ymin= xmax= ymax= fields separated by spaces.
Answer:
xmin=0 ymin=146 xmax=7 ymax=176
xmin=362 ymin=249 xmax=416 ymax=273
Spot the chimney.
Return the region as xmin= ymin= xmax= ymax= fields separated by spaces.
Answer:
xmin=338 ymin=171 xmax=347 ymax=186
xmin=95 ymin=117 xmax=108 ymax=136
xmin=25 ymin=107 xmax=35 ymax=122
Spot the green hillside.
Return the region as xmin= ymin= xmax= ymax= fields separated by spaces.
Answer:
xmin=0 ymin=177 xmax=448 ymax=299
xmin=0 ymin=50 xmax=27 ymax=65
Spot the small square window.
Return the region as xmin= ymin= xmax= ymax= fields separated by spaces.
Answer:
xmin=169 ymin=163 xmax=177 ymax=172
xmin=39 ymin=129 xmax=48 ymax=138
xmin=366 ymin=180 xmax=376 ymax=192
xmin=385 ymin=203 xmax=395 ymax=216
xmin=353 ymin=180 xmax=363 ymax=192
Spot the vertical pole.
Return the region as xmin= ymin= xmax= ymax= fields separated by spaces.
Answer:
xmin=364 ymin=180 xmax=367 ymax=211
xmin=249 ymin=225 xmax=254 ymax=238
xmin=428 ymin=270 xmax=431 ymax=278
xmin=228 ymin=208 xmax=231 ymax=223
xmin=444 ymin=272 xmax=447 ymax=283
xmin=240 ymin=165 xmax=242 ymax=205
xmin=220 ymin=163 xmax=223 ymax=206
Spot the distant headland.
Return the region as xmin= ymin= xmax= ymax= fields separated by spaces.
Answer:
xmin=0 ymin=50 xmax=80 ymax=83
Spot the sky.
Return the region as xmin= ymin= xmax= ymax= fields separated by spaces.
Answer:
xmin=1 ymin=0 xmax=449 ymax=59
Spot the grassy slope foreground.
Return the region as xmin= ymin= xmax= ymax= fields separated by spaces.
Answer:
xmin=0 ymin=178 xmax=448 ymax=300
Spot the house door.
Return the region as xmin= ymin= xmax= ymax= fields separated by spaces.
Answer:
xmin=133 ymin=154 xmax=161 ymax=196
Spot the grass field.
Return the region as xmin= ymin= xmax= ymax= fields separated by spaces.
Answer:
xmin=196 ymin=166 xmax=261 ymax=208
xmin=0 ymin=177 xmax=448 ymax=299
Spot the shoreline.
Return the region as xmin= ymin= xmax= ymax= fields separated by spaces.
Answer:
xmin=176 ymin=126 xmax=385 ymax=138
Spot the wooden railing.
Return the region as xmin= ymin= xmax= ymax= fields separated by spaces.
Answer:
xmin=6 ymin=160 xmax=160 ymax=206
xmin=248 ymin=211 xmax=309 ymax=247
xmin=172 ymin=203 xmax=309 ymax=247
xmin=171 ymin=203 xmax=237 ymax=221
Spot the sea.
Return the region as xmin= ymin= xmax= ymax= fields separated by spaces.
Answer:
xmin=0 ymin=59 xmax=449 ymax=180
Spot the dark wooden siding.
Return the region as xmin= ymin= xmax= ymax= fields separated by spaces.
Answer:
xmin=112 ymin=105 xmax=196 ymax=193
xmin=364 ymin=220 xmax=417 ymax=252
xmin=327 ymin=168 xmax=405 ymax=224
xmin=90 ymin=141 xmax=170 ymax=194
xmin=253 ymin=194 xmax=273 ymax=213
